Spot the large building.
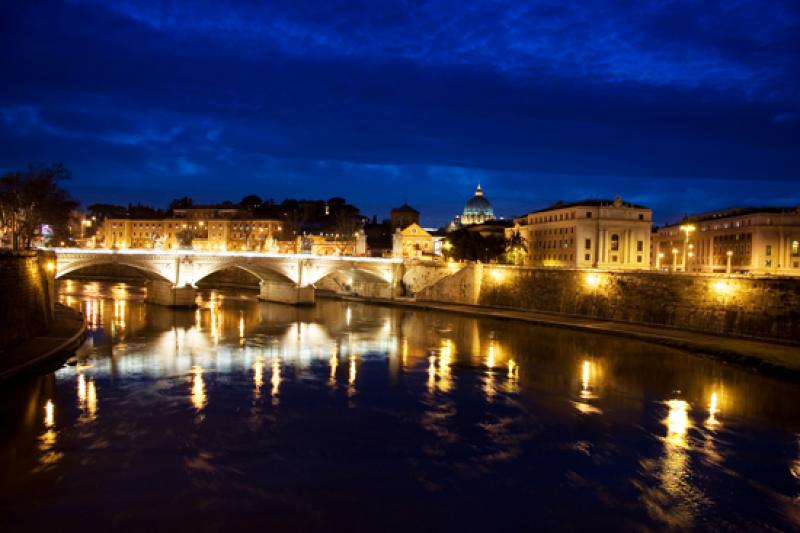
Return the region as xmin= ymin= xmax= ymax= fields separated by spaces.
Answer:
xmin=509 ymin=196 xmax=652 ymax=269
xmin=98 ymin=209 xmax=284 ymax=252
xmin=653 ymin=206 xmax=800 ymax=274
xmin=448 ymin=184 xmax=496 ymax=230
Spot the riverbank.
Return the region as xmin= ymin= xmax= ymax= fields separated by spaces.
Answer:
xmin=0 ymin=304 xmax=86 ymax=383
xmin=327 ymin=293 xmax=800 ymax=382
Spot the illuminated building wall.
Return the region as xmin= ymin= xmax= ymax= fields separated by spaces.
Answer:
xmin=653 ymin=207 xmax=800 ymax=275
xmin=510 ymin=196 xmax=652 ymax=269
xmin=98 ymin=218 xmax=283 ymax=251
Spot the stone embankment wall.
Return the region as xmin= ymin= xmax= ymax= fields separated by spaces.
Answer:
xmin=0 ymin=251 xmax=56 ymax=350
xmin=416 ymin=264 xmax=800 ymax=343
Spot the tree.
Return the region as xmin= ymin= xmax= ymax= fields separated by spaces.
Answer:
xmin=505 ymin=230 xmax=528 ymax=265
xmin=240 ymin=194 xmax=262 ymax=208
xmin=448 ymin=228 xmax=506 ymax=262
xmin=168 ymin=196 xmax=194 ymax=212
xmin=0 ymin=164 xmax=78 ymax=250
xmin=333 ymin=207 xmax=360 ymax=255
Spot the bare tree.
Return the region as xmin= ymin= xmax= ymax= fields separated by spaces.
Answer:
xmin=0 ymin=164 xmax=77 ymax=250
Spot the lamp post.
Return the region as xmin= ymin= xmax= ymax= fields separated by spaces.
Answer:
xmin=679 ymin=224 xmax=695 ymax=272
xmin=672 ymin=247 xmax=678 ymax=272
xmin=688 ymin=251 xmax=694 ymax=272
xmin=726 ymin=250 xmax=733 ymax=275
xmin=656 ymin=252 xmax=664 ymax=271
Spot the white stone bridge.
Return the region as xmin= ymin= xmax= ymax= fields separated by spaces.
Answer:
xmin=51 ymin=248 xmax=405 ymax=306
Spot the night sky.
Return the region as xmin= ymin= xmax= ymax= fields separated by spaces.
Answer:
xmin=1 ymin=1 xmax=798 ymax=226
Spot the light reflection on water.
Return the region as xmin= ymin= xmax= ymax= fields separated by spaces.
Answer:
xmin=0 ymin=280 xmax=798 ymax=531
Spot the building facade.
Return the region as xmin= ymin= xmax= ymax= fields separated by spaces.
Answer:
xmin=393 ymin=223 xmax=434 ymax=258
xmin=98 ymin=217 xmax=284 ymax=252
xmin=510 ymin=196 xmax=652 ymax=269
xmin=653 ymin=206 xmax=800 ymax=275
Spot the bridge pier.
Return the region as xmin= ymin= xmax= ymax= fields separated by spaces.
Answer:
xmin=351 ymin=280 xmax=394 ymax=299
xmin=145 ymin=280 xmax=198 ymax=308
xmin=259 ymin=281 xmax=315 ymax=305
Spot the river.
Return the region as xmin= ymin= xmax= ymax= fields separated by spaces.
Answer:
xmin=1 ymin=280 xmax=798 ymax=531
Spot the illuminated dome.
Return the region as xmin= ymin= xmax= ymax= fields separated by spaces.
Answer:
xmin=461 ymin=184 xmax=495 ymax=224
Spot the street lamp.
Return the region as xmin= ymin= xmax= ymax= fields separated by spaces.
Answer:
xmin=679 ymin=224 xmax=695 ymax=272
xmin=671 ymin=247 xmax=679 ymax=272
xmin=726 ymin=250 xmax=733 ymax=275
xmin=656 ymin=251 xmax=664 ymax=270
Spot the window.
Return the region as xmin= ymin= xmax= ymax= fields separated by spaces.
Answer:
xmin=765 ymin=259 xmax=772 ymax=268
xmin=637 ymin=240 xmax=644 ymax=252
xmin=584 ymin=253 xmax=591 ymax=261
xmin=766 ymin=245 xmax=772 ymax=256
xmin=586 ymin=212 xmax=592 ymax=218
xmin=792 ymin=240 xmax=799 ymax=256
xmin=637 ymin=256 xmax=642 ymax=263
xmin=638 ymin=213 xmax=644 ymax=220
xmin=585 ymin=238 xmax=591 ymax=250
xmin=611 ymin=234 xmax=620 ymax=251
xmin=612 ymin=255 xmax=618 ymax=262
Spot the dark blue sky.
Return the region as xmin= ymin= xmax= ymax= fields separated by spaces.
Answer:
xmin=1 ymin=1 xmax=798 ymax=226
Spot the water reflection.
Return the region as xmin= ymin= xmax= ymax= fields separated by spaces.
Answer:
xmin=253 ymin=357 xmax=264 ymax=399
xmin=191 ymin=365 xmax=206 ymax=410
xmin=6 ymin=279 xmax=796 ymax=531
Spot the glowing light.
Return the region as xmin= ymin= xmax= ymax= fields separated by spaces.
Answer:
xmin=345 ymin=306 xmax=352 ymax=326
xmin=191 ymin=365 xmax=206 ymax=410
xmin=253 ymin=357 xmax=264 ymax=398
xmin=665 ymin=399 xmax=690 ymax=444
xmin=486 ymin=341 xmax=496 ymax=368
xmin=87 ymin=380 xmax=98 ymax=419
xmin=329 ymin=346 xmax=338 ymax=386
xmin=427 ymin=355 xmax=436 ymax=393
xmin=581 ymin=360 xmax=591 ymax=398
xmin=490 ymin=269 xmax=505 ymax=282
xmin=271 ymin=358 xmax=281 ymax=402
xmin=45 ymin=261 xmax=55 ymax=272
xmin=712 ymin=280 xmax=733 ymax=296
xmin=707 ymin=392 xmax=719 ymax=427
xmin=78 ymin=373 xmax=87 ymax=404
xmin=239 ymin=313 xmax=245 ymax=338
xmin=584 ymin=272 xmax=601 ymax=289
xmin=44 ymin=400 xmax=55 ymax=428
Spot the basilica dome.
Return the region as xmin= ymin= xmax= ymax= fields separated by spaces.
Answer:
xmin=461 ymin=184 xmax=495 ymax=224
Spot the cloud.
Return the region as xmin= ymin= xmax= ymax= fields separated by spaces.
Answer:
xmin=0 ymin=0 xmax=798 ymax=224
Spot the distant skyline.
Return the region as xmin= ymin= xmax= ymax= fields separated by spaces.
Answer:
xmin=1 ymin=1 xmax=798 ymax=227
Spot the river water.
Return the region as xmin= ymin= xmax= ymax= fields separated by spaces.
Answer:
xmin=1 ymin=280 xmax=799 ymax=531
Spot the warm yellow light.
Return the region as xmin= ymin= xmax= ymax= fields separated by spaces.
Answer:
xmin=191 ymin=365 xmax=206 ymax=410
xmin=45 ymin=261 xmax=55 ymax=272
xmin=707 ymin=392 xmax=719 ymax=427
xmin=665 ymin=399 xmax=690 ymax=442
xmin=726 ymin=250 xmax=733 ymax=257
xmin=658 ymin=252 xmax=664 ymax=258
xmin=253 ymin=357 xmax=264 ymax=398
xmin=679 ymin=224 xmax=696 ymax=235
xmin=490 ymin=269 xmax=504 ymax=282
xmin=584 ymin=272 xmax=601 ymax=289
xmin=712 ymin=280 xmax=733 ymax=296
xmin=671 ymin=248 xmax=678 ymax=255
xmin=44 ymin=399 xmax=55 ymax=428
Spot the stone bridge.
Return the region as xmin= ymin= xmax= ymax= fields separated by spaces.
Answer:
xmin=51 ymin=248 xmax=405 ymax=306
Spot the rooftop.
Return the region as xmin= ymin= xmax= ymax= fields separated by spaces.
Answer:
xmin=663 ymin=205 xmax=800 ymax=227
xmin=527 ymin=198 xmax=649 ymax=215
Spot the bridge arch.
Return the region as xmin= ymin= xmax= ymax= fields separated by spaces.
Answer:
xmin=56 ymin=257 xmax=174 ymax=283
xmin=190 ymin=260 xmax=296 ymax=286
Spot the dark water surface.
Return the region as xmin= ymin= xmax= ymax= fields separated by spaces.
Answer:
xmin=1 ymin=280 xmax=799 ymax=531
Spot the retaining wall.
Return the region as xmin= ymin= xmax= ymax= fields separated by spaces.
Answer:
xmin=417 ymin=264 xmax=800 ymax=343
xmin=0 ymin=251 xmax=56 ymax=351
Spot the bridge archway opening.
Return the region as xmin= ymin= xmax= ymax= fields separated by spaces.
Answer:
xmin=313 ymin=267 xmax=391 ymax=291
xmin=193 ymin=263 xmax=295 ymax=287
xmin=57 ymin=261 xmax=172 ymax=283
